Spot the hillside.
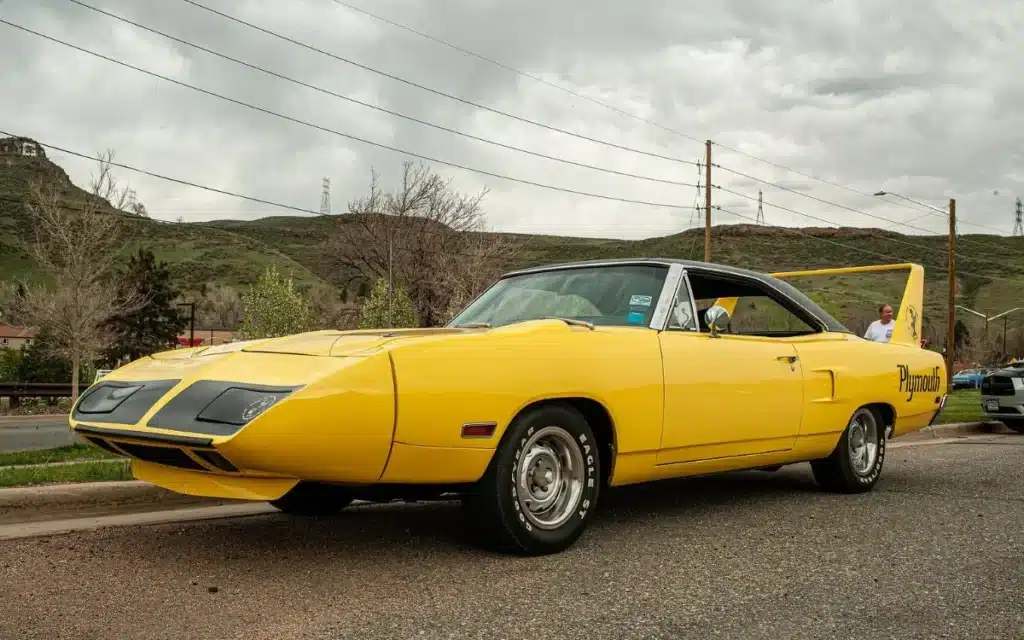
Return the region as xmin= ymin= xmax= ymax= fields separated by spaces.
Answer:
xmin=2 ymin=138 xmax=1023 ymax=338
xmin=0 ymin=141 xmax=329 ymax=293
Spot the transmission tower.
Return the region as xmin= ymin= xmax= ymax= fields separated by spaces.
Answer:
xmin=1014 ymin=197 xmax=1023 ymax=237
xmin=756 ymin=189 xmax=765 ymax=225
xmin=319 ymin=177 xmax=331 ymax=215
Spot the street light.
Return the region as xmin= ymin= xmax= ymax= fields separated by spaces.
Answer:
xmin=955 ymin=305 xmax=1023 ymax=359
xmin=873 ymin=191 xmax=949 ymax=215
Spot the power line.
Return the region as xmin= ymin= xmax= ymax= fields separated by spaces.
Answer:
xmin=325 ymin=0 xmax=949 ymax=219
xmin=176 ymin=0 xmax=699 ymax=168
xmin=0 ymin=19 xmax=699 ymax=210
xmin=62 ymin=0 xmax=696 ymax=189
xmin=716 ymin=187 xmax=1023 ymax=283
xmin=716 ymin=163 xmax=1022 ymax=263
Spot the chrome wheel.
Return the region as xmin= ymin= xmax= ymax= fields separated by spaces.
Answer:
xmin=515 ymin=426 xmax=585 ymax=530
xmin=847 ymin=408 xmax=879 ymax=475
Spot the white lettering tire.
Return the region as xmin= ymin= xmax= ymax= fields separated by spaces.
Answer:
xmin=811 ymin=406 xmax=886 ymax=493
xmin=463 ymin=403 xmax=601 ymax=556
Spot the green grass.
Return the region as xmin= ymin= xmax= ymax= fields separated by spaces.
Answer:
xmin=0 ymin=459 xmax=131 ymax=487
xmin=0 ymin=444 xmax=116 ymax=467
xmin=934 ymin=389 xmax=983 ymax=425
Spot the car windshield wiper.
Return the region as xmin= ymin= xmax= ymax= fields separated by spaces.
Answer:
xmin=454 ymin=322 xmax=492 ymax=328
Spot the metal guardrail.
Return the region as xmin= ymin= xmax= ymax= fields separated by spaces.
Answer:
xmin=0 ymin=382 xmax=91 ymax=398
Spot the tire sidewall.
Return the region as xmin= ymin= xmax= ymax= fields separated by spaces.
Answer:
xmin=494 ymin=404 xmax=600 ymax=552
xmin=840 ymin=407 xmax=886 ymax=487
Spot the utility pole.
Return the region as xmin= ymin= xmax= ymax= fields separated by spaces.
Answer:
xmin=387 ymin=228 xmax=393 ymax=329
xmin=176 ymin=302 xmax=196 ymax=347
xmin=756 ymin=189 xmax=764 ymax=225
xmin=704 ymin=140 xmax=712 ymax=262
xmin=1014 ymin=197 xmax=1023 ymax=237
xmin=946 ymin=198 xmax=956 ymax=387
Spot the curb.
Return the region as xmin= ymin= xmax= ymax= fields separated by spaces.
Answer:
xmin=0 ymin=479 xmax=238 ymax=523
xmin=0 ymin=414 xmax=70 ymax=426
xmin=910 ymin=420 xmax=1012 ymax=439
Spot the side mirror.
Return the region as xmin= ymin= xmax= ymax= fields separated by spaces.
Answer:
xmin=704 ymin=305 xmax=731 ymax=337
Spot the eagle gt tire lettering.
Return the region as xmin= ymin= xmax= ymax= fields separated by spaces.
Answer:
xmin=471 ymin=403 xmax=600 ymax=555
xmin=811 ymin=405 xmax=886 ymax=493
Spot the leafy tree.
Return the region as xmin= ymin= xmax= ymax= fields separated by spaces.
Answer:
xmin=102 ymin=248 xmax=187 ymax=366
xmin=239 ymin=265 xmax=313 ymax=339
xmin=357 ymin=278 xmax=418 ymax=329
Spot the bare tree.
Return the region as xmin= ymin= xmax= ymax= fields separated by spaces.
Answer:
xmin=433 ymin=233 xmax=520 ymax=324
xmin=329 ymin=162 xmax=520 ymax=326
xmin=196 ymin=284 xmax=244 ymax=330
xmin=13 ymin=153 xmax=146 ymax=402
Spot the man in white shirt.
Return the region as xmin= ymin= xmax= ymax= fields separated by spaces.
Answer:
xmin=864 ymin=303 xmax=895 ymax=343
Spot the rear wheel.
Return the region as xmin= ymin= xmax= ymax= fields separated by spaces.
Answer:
xmin=464 ymin=404 xmax=601 ymax=555
xmin=811 ymin=406 xmax=886 ymax=493
xmin=269 ymin=481 xmax=355 ymax=515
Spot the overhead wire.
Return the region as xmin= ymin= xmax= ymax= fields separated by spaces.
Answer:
xmin=176 ymin=0 xmax=701 ymax=167
xmin=715 ymin=163 xmax=1019 ymax=262
xmin=714 ymin=190 xmax=1022 ymax=283
xmin=0 ymin=19 xmax=698 ymax=210
xmin=324 ymin=0 xmax=986 ymax=233
xmin=64 ymin=0 xmax=693 ymax=190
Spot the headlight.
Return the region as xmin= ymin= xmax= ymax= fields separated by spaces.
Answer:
xmin=196 ymin=387 xmax=293 ymax=426
xmin=76 ymin=383 xmax=143 ymax=414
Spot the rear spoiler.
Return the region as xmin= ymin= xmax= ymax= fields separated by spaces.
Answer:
xmin=712 ymin=263 xmax=925 ymax=347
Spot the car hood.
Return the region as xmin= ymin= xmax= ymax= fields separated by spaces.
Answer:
xmin=239 ymin=328 xmax=478 ymax=357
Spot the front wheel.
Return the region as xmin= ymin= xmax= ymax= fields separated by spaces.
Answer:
xmin=464 ymin=404 xmax=601 ymax=555
xmin=811 ymin=406 xmax=886 ymax=493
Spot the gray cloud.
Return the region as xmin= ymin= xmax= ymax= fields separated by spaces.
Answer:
xmin=0 ymin=0 xmax=1021 ymax=246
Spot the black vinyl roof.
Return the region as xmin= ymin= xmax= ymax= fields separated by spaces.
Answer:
xmin=502 ymin=257 xmax=851 ymax=333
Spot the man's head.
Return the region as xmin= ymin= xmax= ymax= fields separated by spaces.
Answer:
xmin=879 ymin=303 xmax=893 ymax=323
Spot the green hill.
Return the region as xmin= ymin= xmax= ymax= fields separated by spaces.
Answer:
xmin=2 ymin=137 xmax=1023 ymax=341
xmin=0 ymin=141 xmax=329 ymax=293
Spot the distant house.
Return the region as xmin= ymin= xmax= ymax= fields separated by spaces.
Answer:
xmin=0 ymin=324 xmax=36 ymax=349
xmin=0 ymin=136 xmax=45 ymax=159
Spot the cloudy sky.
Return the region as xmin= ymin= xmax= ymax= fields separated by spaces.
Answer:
xmin=1 ymin=0 xmax=1021 ymax=241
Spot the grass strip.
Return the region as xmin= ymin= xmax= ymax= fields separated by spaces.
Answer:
xmin=0 ymin=459 xmax=132 ymax=488
xmin=935 ymin=389 xmax=984 ymax=425
xmin=0 ymin=444 xmax=117 ymax=467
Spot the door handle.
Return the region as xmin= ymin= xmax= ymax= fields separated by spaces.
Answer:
xmin=777 ymin=355 xmax=798 ymax=362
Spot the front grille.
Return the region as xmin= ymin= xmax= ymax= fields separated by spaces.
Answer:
xmin=981 ymin=376 xmax=1016 ymax=396
xmin=113 ymin=442 xmax=207 ymax=471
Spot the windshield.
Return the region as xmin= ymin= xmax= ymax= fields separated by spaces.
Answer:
xmin=448 ymin=263 xmax=670 ymax=328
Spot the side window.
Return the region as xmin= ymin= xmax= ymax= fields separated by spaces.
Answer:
xmin=729 ymin=295 xmax=816 ymax=334
xmin=667 ymin=273 xmax=697 ymax=331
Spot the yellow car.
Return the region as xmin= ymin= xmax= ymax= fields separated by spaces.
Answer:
xmin=70 ymin=258 xmax=947 ymax=555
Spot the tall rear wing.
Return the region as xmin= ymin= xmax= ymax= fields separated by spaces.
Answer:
xmin=769 ymin=263 xmax=925 ymax=346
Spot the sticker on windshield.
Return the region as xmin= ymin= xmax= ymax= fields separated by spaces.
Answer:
xmin=629 ymin=294 xmax=652 ymax=307
xmin=627 ymin=311 xmax=646 ymax=324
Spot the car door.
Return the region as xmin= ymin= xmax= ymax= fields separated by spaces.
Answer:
xmin=655 ymin=271 xmax=805 ymax=466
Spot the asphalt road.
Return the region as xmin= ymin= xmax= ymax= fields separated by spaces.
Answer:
xmin=0 ymin=416 xmax=80 ymax=452
xmin=0 ymin=436 xmax=1021 ymax=640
